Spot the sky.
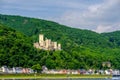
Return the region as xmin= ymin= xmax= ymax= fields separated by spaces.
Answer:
xmin=0 ymin=0 xmax=120 ymax=33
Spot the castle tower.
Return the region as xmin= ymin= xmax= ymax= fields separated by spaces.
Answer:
xmin=39 ymin=34 xmax=44 ymax=46
xmin=45 ymin=39 xmax=52 ymax=50
xmin=53 ymin=42 xmax=57 ymax=50
xmin=58 ymin=43 xmax=61 ymax=50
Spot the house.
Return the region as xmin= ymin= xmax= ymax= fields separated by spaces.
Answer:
xmin=70 ymin=70 xmax=80 ymax=74
xmin=0 ymin=66 xmax=34 ymax=74
xmin=59 ymin=69 xmax=68 ymax=74
xmin=22 ymin=68 xmax=34 ymax=73
xmin=42 ymin=66 xmax=48 ymax=73
xmin=14 ymin=67 xmax=23 ymax=73
xmin=7 ymin=67 xmax=14 ymax=73
xmin=112 ymin=69 xmax=120 ymax=74
xmin=0 ymin=66 xmax=8 ymax=73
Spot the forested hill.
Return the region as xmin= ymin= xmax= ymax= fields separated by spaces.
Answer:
xmin=0 ymin=14 xmax=114 ymax=49
xmin=0 ymin=14 xmax=120 ymax=69
xmin=102 ymin=31 xmax=120 ymax=47
xmin=0 ymin=23 xmax=35 ymax=67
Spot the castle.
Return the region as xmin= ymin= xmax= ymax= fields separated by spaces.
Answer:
xmin=34 ymin=34 xmax=61 ymax=50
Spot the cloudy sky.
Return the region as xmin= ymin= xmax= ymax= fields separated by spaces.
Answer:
xmin=0 ymin=0 xmax=120 ymax=33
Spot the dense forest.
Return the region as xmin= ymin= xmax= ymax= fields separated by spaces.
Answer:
xmin=0 ymin=14 xmax=120 ymax=70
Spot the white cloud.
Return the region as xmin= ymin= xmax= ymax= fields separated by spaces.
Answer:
xmin=93 ymin=25 xmax=111 ymax=33
xmin=94 ymin=23 xmax=120 ymax=33
xmin=1 ymin=0 xmax=120 ymax=33
xmin=53 ymin=0 xmax=120 ymax=33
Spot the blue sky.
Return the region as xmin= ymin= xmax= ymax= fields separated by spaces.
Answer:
xmin=0 ymin=0 xmax=120 ymax=33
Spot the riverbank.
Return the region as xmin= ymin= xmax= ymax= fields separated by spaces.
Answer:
xmin=0 ymin=74 xmax=112 ymax=79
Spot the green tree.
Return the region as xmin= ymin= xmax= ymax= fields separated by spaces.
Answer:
xmin=31 ymin=64 xmax=42 ymax=73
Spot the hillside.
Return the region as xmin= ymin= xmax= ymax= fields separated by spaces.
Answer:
xmin=0 ymin=14 xmax=113 ymax=50
xmin=0 ymin=23 xmax=108 ymax=69
xmin=102 ymin=31 xmax=120 ymax=47
xmin=0 ymin=23 xmax=35 ymax=67
xmin=0 ymin=14 xmax=120 ymax=69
